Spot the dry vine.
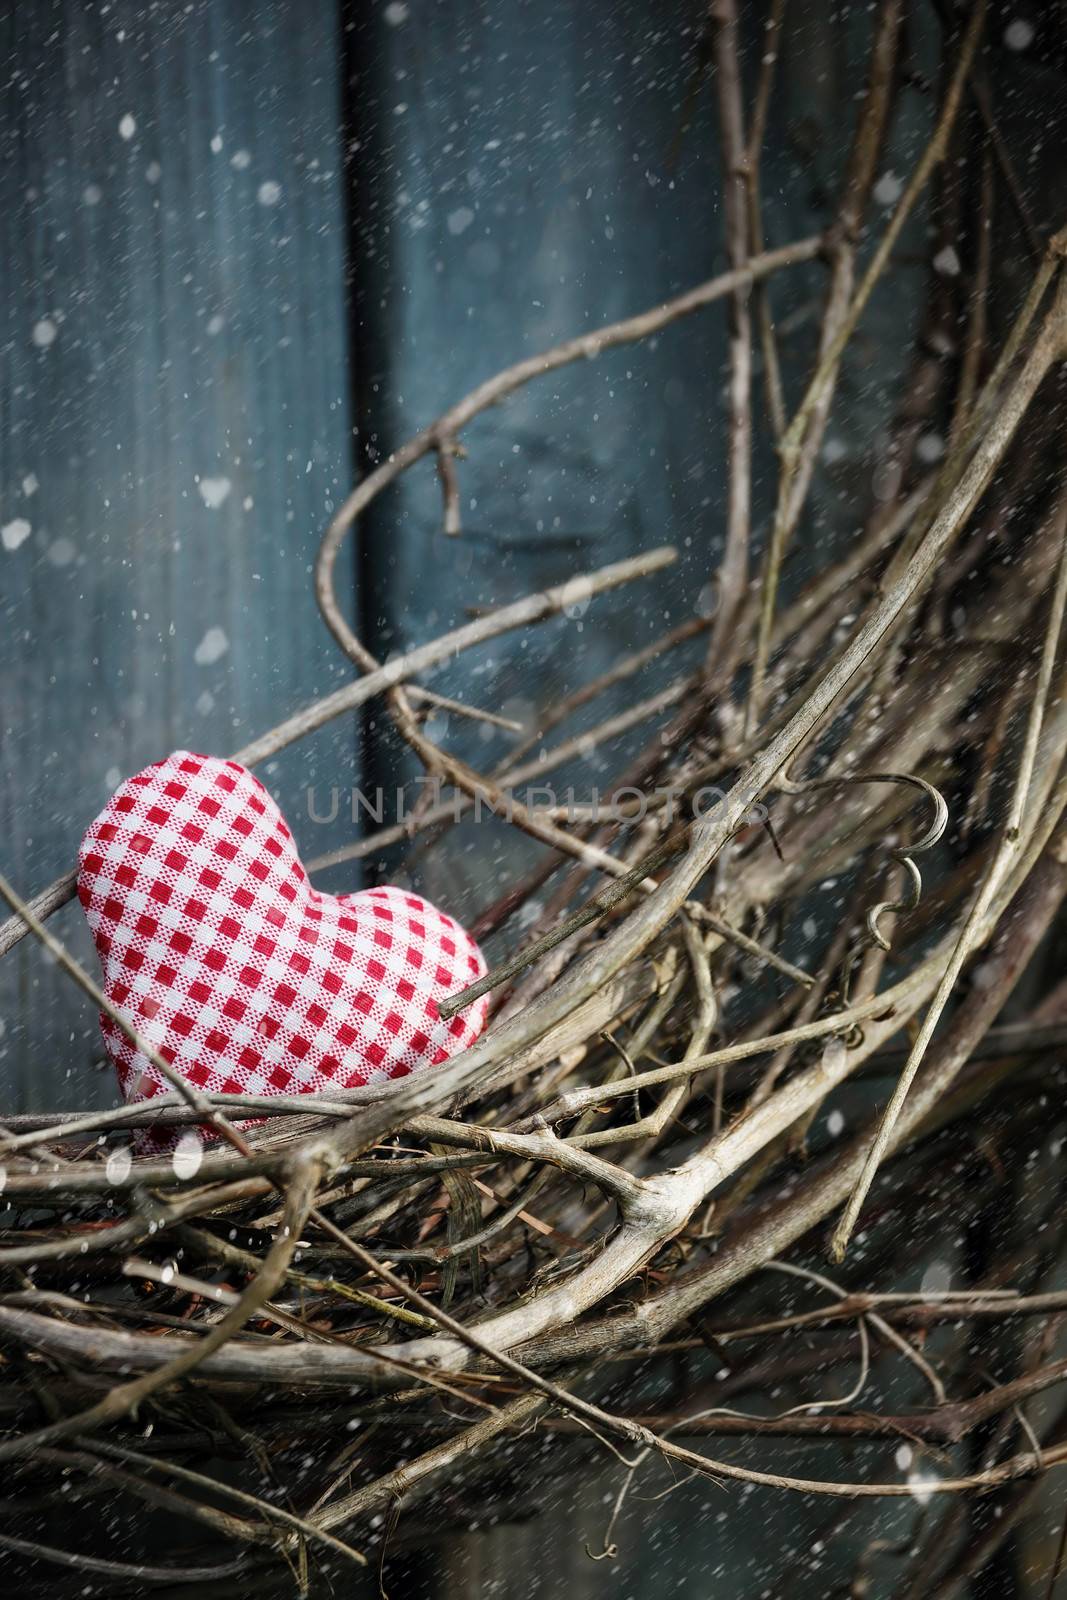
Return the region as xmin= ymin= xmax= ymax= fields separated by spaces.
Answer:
xmin=3 ymin=3 xmax=1067 ymax=1592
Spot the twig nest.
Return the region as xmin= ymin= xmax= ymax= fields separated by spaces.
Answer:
xmin=77 ymin=752 xmax=488 ymax=1116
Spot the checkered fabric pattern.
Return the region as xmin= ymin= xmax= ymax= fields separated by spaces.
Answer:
xmin=77 ymin=752 xmax=489 ymax=1118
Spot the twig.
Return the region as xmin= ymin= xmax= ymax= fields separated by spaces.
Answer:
xmin=831 ymin=453 xmax=1067 ymax=1258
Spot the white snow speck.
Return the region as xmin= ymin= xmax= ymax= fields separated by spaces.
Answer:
xmin=873 ymin=171 xmax=903 ymax=207
xmin=118 ymin=113 xmax=137 ymax=141
xmin=106 ymin=1146 xmax=133 ymax=1185
xmin=2 ymin=519 xmax=32 ymax=552
xmin=385 ymin=1 xmax=409 ymax=22
xmin=83 ymin=183 xmax=103 ymax=206
xmin=895 ymin=1444 xmax=913 ymax=1471
xmin=32 ymin=318 xmax=57 ymax=348
xmin=195 ymin=690 xmax=215 ymax=715
xmin=447 ymin=206 xmax=475 ymax=236
xmin=827 ymin=1109 xmax=845 ymax=1137
xmin=231 ymin=148 xmax=251 ymax=170
xmin=971 ymin=959 xmax=997 ymax=992
xmin=559 ymin=574 xmax=593 ymax=619
xmin=206 ymin=313 xmax=225 ymax=336
xmin=198 ymin=476 xmax=232 ymax=509
xmin=933 ymin=245 xmax=961 ymax=277
xmin=47 ymin=537 xmax=77 ymax=567
xmin=210 ymin=133 xmax=223 ymax=154
xmin=257 ymin=179 xmax=282 ymax=207
xmin=194 ymin=627 xmax=229 ymax=666
xmin=105 ymin=767 xmax=122 ymax=790
xmin=917 ymin=432 xmax=945 ymax=464
xmin=22 ymin=473 xmax=38 ymax=497
xmin=1004 ymin=18 xmax=1035 ymax=50
xmin=921 ymin=1259 xmax=952 ymax=1296
xmin=172 ymin=1130 xmax=203 ymax=1180
xmin=907 ymin=1471 xmax=939 ymax=1506
xmin=145 ymin=161 xmax=162 ymax=184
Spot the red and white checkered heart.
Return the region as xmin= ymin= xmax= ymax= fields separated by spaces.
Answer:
xmin=77 ymin=751 xmax=488 ymax=1117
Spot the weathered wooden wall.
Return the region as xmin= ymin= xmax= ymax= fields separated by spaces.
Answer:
xmin=340 ymin=0 xmax=930 ymax=935
xmin=0 ymin=0 xmax=355 ymax=1110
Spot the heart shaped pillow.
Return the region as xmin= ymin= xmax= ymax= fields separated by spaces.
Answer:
xmin=77 ymin=752 xmax=488 ymax=1119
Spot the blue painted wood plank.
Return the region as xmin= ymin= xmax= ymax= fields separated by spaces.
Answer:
xmin=0 ymin=0 xmax=356 ymax=1109
xmin=342 ymin=0 xmax=930 ymax=924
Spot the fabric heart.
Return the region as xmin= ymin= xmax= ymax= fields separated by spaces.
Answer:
xmin=77 ymin=751 xmax=488 ymax=1118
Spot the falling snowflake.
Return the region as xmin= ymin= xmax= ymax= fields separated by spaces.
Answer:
xmin=917 ymin=432 xmax=945 ymax=464
xmin=172 ymin=1130 xmax=204 ymax=1180
xmin=198 ymin=476 xmax=232 ymax=509
xmin=559 ymin=575 xmax=594 ymax=619
xmin=873 ymin=172 xmax=903 ymax=207
xmin=194 ymin=627 xmax=230 ymax=666
xmin=1 ymin=519 xmax=32 ymax=553
xmin=1004 ymin=18 xmax=1035 ymax=50
xmin=105 ymin=1147 xmax=133 ymax=1185
xmin=921 ymin=1259 xmax=953 ymax=1295
xmin=907 ymin=1471 xmax=939 ymax=1506
xmin=47 ymin=537 xmax=77 ymax=567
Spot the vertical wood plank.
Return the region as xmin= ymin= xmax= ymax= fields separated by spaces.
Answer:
xmin=342 ymin=0 xmax=928 ymax=919
xmin=0 ymin=0 xmax=355 ymax=1109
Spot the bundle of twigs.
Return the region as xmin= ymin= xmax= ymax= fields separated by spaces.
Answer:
xmin=4 ymin=2 xmax=1067 ymax=1592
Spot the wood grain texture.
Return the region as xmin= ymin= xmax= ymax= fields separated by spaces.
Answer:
xmin=341 ymin=0 xmax=928 ymax=919
xmin=0 ymin=0 xmax=355 ymax=1109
